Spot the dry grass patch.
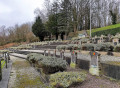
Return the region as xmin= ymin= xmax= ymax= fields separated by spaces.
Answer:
xmin=13 ymin=60 xmax=30 ymax=69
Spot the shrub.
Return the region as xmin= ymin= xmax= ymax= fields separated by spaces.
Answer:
xmin=80 ymin=38 xmax=89 ymax=43
xmin=66 ymin=44 xmax=78 ymax=50
xmin=40 ymin=57 xmax=67 ymax=74
xmin=78 ymin=45 xmax=82 ymax=50
xmin=56 ymin=45 xmax=67 ymax=51
xmin=81 ymin=43 xmax=95 ymax=51
xmin=94 ymin=42 xmax=114 ymax=51
xmin=50 ymin=72 xmax=86 ymax=88
xmin=27 ymin=53 xmax=67 ymax=74
xmin=114 ymin=45 xmax=120 ymax=52
xmin=27 ymin=53 xmax=44 ymax=64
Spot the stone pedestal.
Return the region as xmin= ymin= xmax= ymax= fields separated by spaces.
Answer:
xmin=89 ymin=51 xmax=99 ymax=76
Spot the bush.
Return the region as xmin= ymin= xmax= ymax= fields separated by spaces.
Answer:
xmin=94 ymin=43 xmax=114 ymax=51
xmin=50 ymin=72 xmax=86 ymax=88
xmin=27 ymin=53 xmax=44 ymax=64
xmin=114 ymin=45 xmax=120 ymax=52
xmin=40 ymin=57 xmax=67 ymax=74
xmin=66 ymin=44 xmax=78 ymax=50
xmin=56 ymin=45 xmax=67 ymax=51
xmin=27 ymin=53 xmax=67 ymax=74
xmin=81 ymin=43 xmax=95 ymax=51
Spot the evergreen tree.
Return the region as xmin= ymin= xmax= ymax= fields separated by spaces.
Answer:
xmin=32 ymin=16 xmax=46 ymax=41
xmin=110 ymin=10 xmax=117 ymax=25
xmin=59 ymin=0 xmax=72 ymax=39
xmin=46 ymin=14 xmax=59 ymax=40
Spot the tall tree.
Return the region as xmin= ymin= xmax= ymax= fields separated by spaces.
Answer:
xmin=32 ymin=16 xmax=46 ymax=41
xmin=60 ymin=0 xmax=72 ymax=39
xmin=46 ymin=14 xmax=59 ymax=40
xmin=50 ymin=0 xmax=60 ymax=40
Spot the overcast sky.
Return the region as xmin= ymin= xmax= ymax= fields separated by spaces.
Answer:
xmin=0 ymin=0 xmax=46 ymax=27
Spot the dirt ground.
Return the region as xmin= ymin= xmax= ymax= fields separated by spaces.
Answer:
xmin=0 ymin=42 xmax=28 ymax=49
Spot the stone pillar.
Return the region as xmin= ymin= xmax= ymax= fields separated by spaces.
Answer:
xmin=48 ymin=50 xmax=50 ymax=56
xmin=5 ymin=53 xmax=7 ymax=68
xmin=60 ymin=51 xmax=62 ymax=58
xmin=70 ymin=51 xmax=76 ymax=68
xmin=44 ymin=50 xmax=46 ymax=56
xmin=8 ymin=53 xmax=10 ymax=63
xmin=75 ymin=52 xmax=77 ymax=64
xmin=62 ymin=51 xmax=64 ymax=59
xmin=89 ymin=51 xmax=99 ymax=76
xmin=54 ymin=50 xmax=56 ymax=57
xmin=58 ymin=35 xmax=61 ymax=40
xmin=64 ymin=35 xmax=67 ymax=40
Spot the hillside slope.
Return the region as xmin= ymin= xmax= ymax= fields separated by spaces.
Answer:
xmin=87 ymin=23 xmax=120 ymax=36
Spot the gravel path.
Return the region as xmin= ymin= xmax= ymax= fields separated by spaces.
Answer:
xmin=8 ymin=56 xmax=48 ymax=88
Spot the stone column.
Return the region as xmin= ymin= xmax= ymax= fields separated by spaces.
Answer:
xmin=62 ymin=51 xmax=64 ymax=59
xmin=5 ymin=53 xmax=7 ymax=68
xmin=89 ymin=51 xmax=99 ymax=76
xmin=54 ymin=50 xmax=56 ymax=57
xmin=48 ymin=50 xmax=50 ymax=56
xmin=44 ymin=50 xmax=46 ymax=56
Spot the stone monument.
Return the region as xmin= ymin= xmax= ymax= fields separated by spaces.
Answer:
xmin=89 ymin=51 xmax=99 ymax=76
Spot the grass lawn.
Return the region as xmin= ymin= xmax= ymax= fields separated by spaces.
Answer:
xmin=1 ymin=60 xmax=5 ymax=69
xmin=87 ymin=23 xmax=120 ymax=35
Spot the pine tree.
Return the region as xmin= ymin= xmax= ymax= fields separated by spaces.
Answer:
xmin=32 ymin=16 xmax=46 ymax=41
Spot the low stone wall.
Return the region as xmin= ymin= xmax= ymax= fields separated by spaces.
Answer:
xmin=101 ymin=62 xmax=120 ymax=80
xmin=76 ymin=59 xmax=90 ymax=70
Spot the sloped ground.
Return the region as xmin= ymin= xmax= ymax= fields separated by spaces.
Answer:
xmin=0 ymin=43 xmax=18 ymax=49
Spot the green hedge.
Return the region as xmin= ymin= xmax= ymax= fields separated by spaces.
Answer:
xmin=92 ymin=27 xmax=120 ymax=37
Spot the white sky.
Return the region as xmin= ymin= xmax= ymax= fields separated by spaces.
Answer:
xmin=0 ymin=0 xmax=45 ymax=27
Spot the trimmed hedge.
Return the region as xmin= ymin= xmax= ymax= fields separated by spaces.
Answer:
xmin=40 ymin=57 xmax=67 ymax=74
xmin=92 ymin=27 xmax=120 ymax=37
xmin=27 ymin=53 xmax=67 ymax=74
xmin=94 ymin=43 xmax=114 ymax=51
